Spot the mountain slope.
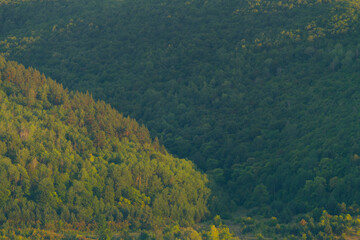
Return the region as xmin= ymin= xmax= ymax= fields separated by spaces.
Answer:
xmin=3 ymin=0 xmax=360 ymax=222
xmin=0 ymin=55 xmax=210 ymax=237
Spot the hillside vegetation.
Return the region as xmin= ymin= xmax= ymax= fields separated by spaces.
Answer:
xmin=0 ymin=56 xmax=214 ymax=238
xmin=2 ymin=0 xmax=360 ymax=238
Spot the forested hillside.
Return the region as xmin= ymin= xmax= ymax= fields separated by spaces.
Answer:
xmin=3 ymin=0 xmax=360 ymax=238
xmin=0 ymin=56 xmax=217 ymax=238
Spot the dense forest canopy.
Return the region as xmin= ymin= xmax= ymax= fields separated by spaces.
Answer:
xmin=0 ymin=55 xmax=214 ymax=238
xmin=2 ymin=0 xmax=360 ymax=233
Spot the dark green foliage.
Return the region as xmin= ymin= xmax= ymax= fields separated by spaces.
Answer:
xmin=3 ymin=0 xmax=360 ymax=233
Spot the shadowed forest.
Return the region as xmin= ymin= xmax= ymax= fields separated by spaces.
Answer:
xmin=2 ymin=0 xmax=360 ymax=239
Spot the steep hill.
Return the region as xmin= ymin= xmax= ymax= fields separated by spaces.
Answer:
xmin=3 ymin=0 xmax=360 ymax=224
xmin=0 ymin=55 xmax=210 ymax=238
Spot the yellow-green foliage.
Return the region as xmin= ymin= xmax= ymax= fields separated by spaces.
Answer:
xmin=0 ymin=56 xmax=210 ymax=235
